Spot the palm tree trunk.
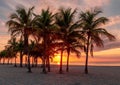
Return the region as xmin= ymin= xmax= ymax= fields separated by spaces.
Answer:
xmin=25 ymin=56 xmax=27 ymax=67
xmin=14 ymin=57 xmax=17 ymax=67
xmin=27 ymin=54 xmax=32 ymax=73
xmin=35 ymin=57 xmax=38 ymax=67
xmin=24 ymin=30 xmax=29 ymax=67
xmin=32 ymin=57 xmax=34 ymax=67
xmin=0 ymin=58 xmax=1 ymax=64
xmin=3 ymin=58 xmax=5 ymax=64
xmin=7 ymin=58 xmax=10 ymax=65
xmin=10 ymin=58 xmax=13 ymax=65
xmin=24 ymin=31 xmax=28 ymax=54
xmin=42 ymin=58 xmax=47 ymax=74
xmin=20 ymin=51 xmax=23 ymax=67
xmin=41 ymin=58 xmax=44 ymax=68
xmin=59 ymin=49 xmax=63 ymax=74
xmin=47 ymin=57 xmax=50 ymax=72
xmin=42 ymin=33 xmax=47 ymax=74
xmin=66 ymin=48 xmax=70 ymax=72
xmin=85 ymin=35 xmax=90 ymax=74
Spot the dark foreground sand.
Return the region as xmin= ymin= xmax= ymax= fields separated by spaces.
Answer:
xmin=0 ymin=65 xmax=120 ymax=85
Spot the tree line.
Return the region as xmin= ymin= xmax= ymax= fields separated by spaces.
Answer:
xmin=0 ymin=6 xmax=115 ymax=74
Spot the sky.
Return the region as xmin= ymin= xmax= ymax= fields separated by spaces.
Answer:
xmin=0 ymin=0 xmax=120 ymax=66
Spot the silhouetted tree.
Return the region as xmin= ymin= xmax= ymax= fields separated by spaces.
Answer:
xmin=79 ymin=8 xmax=115 ymax=74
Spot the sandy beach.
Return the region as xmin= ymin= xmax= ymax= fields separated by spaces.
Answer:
xmin=0 ymin=65 xmax=120 ymax=85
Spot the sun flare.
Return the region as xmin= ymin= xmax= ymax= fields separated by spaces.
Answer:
xmin=53 ymin=54 xmax=67 ymax=65
xmin=54 ymin=54 xmax=61 ymax=62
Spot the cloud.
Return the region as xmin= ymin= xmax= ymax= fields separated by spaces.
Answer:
xmin=94 ymin=29 xmax=120 ymax=51
xmin=0 ymin=19 xmax=5 ymax=26
xmin=15 ymin=0 xmax=82 ymax=13
xmin=103 ymin=15 xmax=120 ymax=44
xmin=0 ymin=19 xmax=8 ymax=33
xmin=0 ymin=0 xmax=120 ymax=52
xmin=1 ymin=0 xmax=111 ymax=15
xmin=83 ymin=0 xmax=110 ymax=7
xmin=32 ymin=0 xmax=82 ymax=14
xmin=104 ymin=15 xmax=120 ymax=27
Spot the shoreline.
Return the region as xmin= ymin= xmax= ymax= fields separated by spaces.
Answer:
xmin=0 ymin=63 xmax=120 ymax=67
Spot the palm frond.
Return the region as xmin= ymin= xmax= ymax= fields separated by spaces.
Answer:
xmin=93 ymin=17 xmax=109 ymax=28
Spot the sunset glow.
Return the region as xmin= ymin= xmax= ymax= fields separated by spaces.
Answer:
xmin=54 ymin=54 xmax=61 ymax=62
xmin=0 ymin=1 xmax=120 ymax=85
xmin=53 ymin=54 xmax=67 ymax=65
xmin=0 ymin=0 xmax=120 ymax=66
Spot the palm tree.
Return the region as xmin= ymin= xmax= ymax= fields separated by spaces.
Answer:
xmin=5 ymin=46 xmax=14 ymax=65
xmin=79 ymin=8 xmax=115 ymax=74
xmin=30 ymin=43 xmax=44 ymax=67
xmin=55 ymin=8 xmax=83 ymax=73
xmin=0 ymin=50 xmax=7 ymax=64
xmin=26 ymin=40 xmax=35 ymax=72
xmin=6 ymin=6 xmax=36 ymax=72
xmin=16 ymin=39 xmax=24 ymax=67
xmin=7 ymin=38 xmax=18 ymax=67
xmin=46 ymin=39 xmax=57 ymax=72
xmin=34 ymin=8 xmax=55 ymax=73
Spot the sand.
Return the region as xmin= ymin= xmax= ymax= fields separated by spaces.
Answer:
xmin=0 ymin=65 xmax=120 ymax=85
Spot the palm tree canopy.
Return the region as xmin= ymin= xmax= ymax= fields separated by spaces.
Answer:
xmin=79 ymin=8 xmax=116 ymax=56
xmin=33 ymin=8 xmax=56 ymax=45
xmin=6 ymin=6 xmax=37 ymax=55
xmin=34 ymin=8 xmax=55 ymax=32
xmin=30 ymin=9 xmax=57 ymax=74
xmin=8 ymin=38 xmax=17 ymax=48
xmin=0 ymin=50 xmax=7 ymax=58
xmin=6 ymin=6 xmax=35 ymax=37
xmin=55 ymin=8 xmax=85 ymax=57
xmin=56 ymin=8 xmax=76 ymax=27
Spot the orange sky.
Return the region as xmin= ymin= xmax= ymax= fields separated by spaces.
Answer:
xmin=52 ymin=48 xmax=120 ymax=66
xmin=1 ymin=48 xmax=120 ymax=66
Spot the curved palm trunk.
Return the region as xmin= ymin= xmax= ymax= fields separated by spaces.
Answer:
xmin=66 ymin=48 xmax=70 ymax=72
xmin=85 ymin=35 xmax=90 ymax=74
xmin=59 ymin=49 xmax=64 ymax=74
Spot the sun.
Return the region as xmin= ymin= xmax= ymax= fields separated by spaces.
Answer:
xmin=53 ymin=53 xmax=66 ymax=65
xmin=54 ymin=54 xmax=61 ymax=65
